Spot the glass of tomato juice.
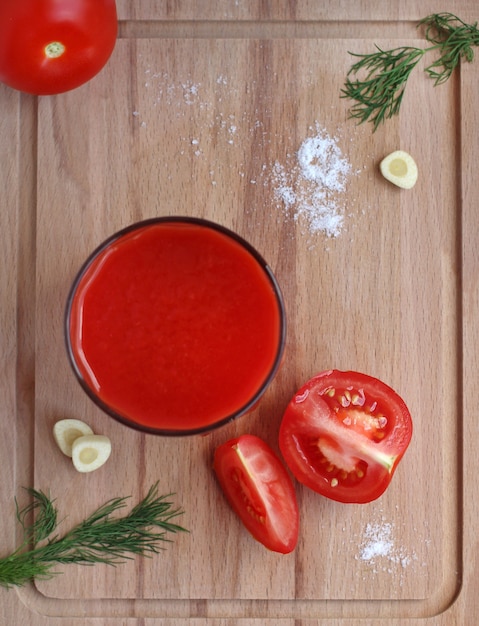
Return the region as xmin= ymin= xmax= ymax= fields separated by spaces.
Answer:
xmin=65 ymin=217 xmax=286 ymax=435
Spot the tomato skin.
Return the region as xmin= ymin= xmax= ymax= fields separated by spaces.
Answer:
xmin=279 ymin=370 xmax=413 ymax=504
xmin=0 ymin=0 xmax=117 ymax=95
xmin=213 ymin=434 xmax=299 ymax=554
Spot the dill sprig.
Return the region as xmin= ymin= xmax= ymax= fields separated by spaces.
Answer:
xmin=0 ymin=482 xmax=187 ymax=588
xmin=342 ymin=45 xmax=425 ymax=131
xmin=341 ymin=13 xmax=479 ymax=130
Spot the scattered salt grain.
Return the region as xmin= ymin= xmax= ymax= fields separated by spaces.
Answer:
xmin=181 ymin=81 xmax=201 ymax=105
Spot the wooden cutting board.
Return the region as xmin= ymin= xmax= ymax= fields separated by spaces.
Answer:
xmin=1 ymin=2 xmax=478 ymax=624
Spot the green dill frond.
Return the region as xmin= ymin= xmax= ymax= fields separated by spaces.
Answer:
xmin=420 ymin=13 xmax=479 ymax=85
xmin=341 ymin=45 xmax=424 ymax=131
xmin=15 ymin=488 xmax=58 ymax=544
xmin=342 ymin=12 xmax=479 ymax=130
xmin=0 ymin=482 xmax=187 ymax=588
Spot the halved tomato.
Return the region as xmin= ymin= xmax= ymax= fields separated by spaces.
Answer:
xmin=279 ymin=370 xmax=413 ymax=504
xmin=213 ymin=434 xmax=299 ymax=553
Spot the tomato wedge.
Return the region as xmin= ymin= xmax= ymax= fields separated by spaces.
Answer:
xmin=213 ymin=434 xmax=299 ymax=553
xmin=279 ymin=370 xmax=412 ymax=504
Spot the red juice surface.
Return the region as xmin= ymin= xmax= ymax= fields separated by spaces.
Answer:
xmin=68 ymin=221 xmax=283 ymax=432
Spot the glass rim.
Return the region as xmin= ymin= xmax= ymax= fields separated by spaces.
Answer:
xmin=64 ymin=216 xmax=287 ymax=436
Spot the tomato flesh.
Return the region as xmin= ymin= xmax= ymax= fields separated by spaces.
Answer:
xmin=279 ymin=370 xmax=412 ymax=503
xmin=213 ymin=434 xmax=299 ymax=553
xmin=0 ymin=0 xmax=117 ymax=95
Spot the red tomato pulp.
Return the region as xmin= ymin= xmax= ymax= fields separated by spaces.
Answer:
xmin=213 ymin=434 xmax=299 ymax=553
xmin=66 ymin=219 xmax=285 ymax=434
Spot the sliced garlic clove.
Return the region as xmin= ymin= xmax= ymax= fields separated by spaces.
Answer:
xmin=379 ymin=150 xmax=418 ymax=189
xmin=53 ymin=419 xmax=94 ymax=457
xmin=71 ymin=435 xmax=112 ymax=473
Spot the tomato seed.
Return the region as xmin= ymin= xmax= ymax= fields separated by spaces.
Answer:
xmin=246 ymin=504 xmax=265 ymax=524
xmin=339 ymin=395 xmax=350 ymax=407
xmin=351 ymin=389 xmax=366 ymax=406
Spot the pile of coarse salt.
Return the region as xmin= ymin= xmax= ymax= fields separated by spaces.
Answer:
xmin=272 ymin=124 xmax=354 ymax=238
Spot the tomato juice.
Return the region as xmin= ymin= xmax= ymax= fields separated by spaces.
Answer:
xmin=66 ymin=218 xmax=285 ymax=435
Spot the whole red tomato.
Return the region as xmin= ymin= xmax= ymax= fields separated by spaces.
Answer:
xmin=0 ymin=0 xmax=117 ymax=95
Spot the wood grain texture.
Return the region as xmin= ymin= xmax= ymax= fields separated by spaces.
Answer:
xmin=1 ymin=3 xmax=478 ymax=624
xmin=115 ymin=0 xmax=479 ymax=22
